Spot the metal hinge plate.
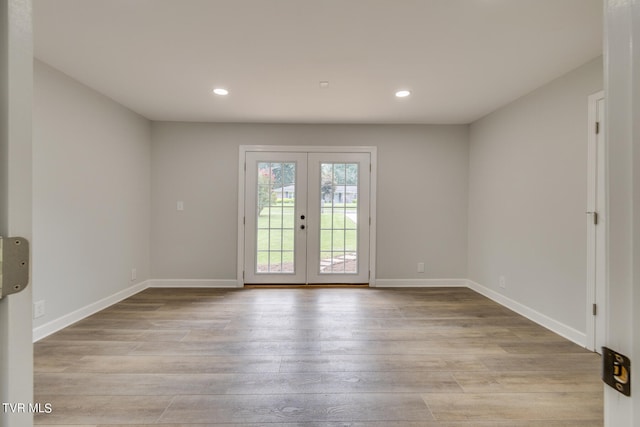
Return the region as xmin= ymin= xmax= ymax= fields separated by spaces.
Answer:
xmin=593 ymin=303 xmax=597 ymax=316
xmin=0 ymin=237 xmax=30 ymax=299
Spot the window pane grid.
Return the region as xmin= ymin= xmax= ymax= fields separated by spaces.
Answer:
xmin=319 ymin=162 xmax=358 ymax=275
xmin=256 ymin=161 xmax=296 ymax=274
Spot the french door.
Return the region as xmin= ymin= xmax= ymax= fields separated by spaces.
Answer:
xmin=243 ymin=151 xmax=370 ymax=284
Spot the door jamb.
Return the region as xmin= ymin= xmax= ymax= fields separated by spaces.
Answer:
xmin=237 ymin=145 xmax=377 ymax=287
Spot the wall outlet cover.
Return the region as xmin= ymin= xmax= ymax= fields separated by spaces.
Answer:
xmin=33 ymin=300 xmax=45 ymax=319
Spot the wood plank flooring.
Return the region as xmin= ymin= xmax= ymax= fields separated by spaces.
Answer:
xmin=34 ymin=287 xmax=603 ymax=426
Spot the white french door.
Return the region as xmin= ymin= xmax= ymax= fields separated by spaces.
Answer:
xmin=243 ymin=150 xmax=370 ymax=284
xmin=244 ymin=152 xmax=307 ymax=284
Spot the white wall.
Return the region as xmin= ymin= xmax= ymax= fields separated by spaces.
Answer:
xmin=32 ymin=60 xmax=151 ymax=329
xmin=468 ymin=57 xmax=603 ymax=335
xmin=151 ymin=123 xmax=469 ymax=282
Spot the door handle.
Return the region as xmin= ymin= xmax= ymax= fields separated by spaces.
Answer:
xmin=586 ymin=211 xmax=599 ymax=225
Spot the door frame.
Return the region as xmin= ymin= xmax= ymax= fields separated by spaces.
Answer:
xmin=1 ymin=1 xmax=34 ymax=426
xmin=237 ymin=145 xmax=377 ymax=287
xmin=585 ymin=90 xmax=606 ymax=352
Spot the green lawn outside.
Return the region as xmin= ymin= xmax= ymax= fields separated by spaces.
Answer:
xmin=256 ymin=208 xmax=357 ymax=266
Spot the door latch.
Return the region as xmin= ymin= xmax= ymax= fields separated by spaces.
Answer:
xmin=0 ymin=237 xmax=30 ymax=299
xmin=602 ymin=346 xmax=631 ymax=396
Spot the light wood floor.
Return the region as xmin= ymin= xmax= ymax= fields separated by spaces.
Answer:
xmin=34 ymin=287 xmax=603 ymax=426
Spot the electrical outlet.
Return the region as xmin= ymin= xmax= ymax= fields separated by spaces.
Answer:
xmin=131 ymin=268 xmax=137 ymax=281
xmin=33 ymin=300 xmax=45 ymax=319
xmin=417 ymin=262 xmax=425 ymax=273
xmin=177 ymin=201 xmax=184 ymax=211
xmin=499 ymin=275 xmax=506 ymax=289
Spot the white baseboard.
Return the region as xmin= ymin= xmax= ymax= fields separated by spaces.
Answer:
xmin=466 ymin=280 xmax=586 ymax=347
xmin=148 ymin=279 xmax=239 ymax=288
xmin=374 ymin=278 xmax=468 ymax=288
xmin=32 ymin=280 xmax=150 ymax=342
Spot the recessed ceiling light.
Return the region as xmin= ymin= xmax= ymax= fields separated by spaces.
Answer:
xmin=395 ymin=90 xmax=411 ymax=98
xmin=213 ymin=88 xmax=229 ymax=96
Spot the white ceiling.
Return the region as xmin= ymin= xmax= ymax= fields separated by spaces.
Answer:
xmin=33 ymin=0 xmax=603 ymax=124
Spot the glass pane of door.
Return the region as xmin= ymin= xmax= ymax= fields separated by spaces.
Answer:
xmin=256 ymin=162 xmax=296 ymax=273
xmin=319 ymin=162 xmax=359 ymax=274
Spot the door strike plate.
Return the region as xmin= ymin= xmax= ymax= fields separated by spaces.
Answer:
xmin=0 ymin=237 xmax=30 ymax=299
xmin=602 ymin=346 xmax=631 ymax=396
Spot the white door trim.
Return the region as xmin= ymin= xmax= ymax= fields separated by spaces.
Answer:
xmin=238 ymin=145 xmax=377 ymax=287
xmin=585 ymin=90 xmax=606 ymax=352
xmin=1 ymin=1 xmax=34 ymax=426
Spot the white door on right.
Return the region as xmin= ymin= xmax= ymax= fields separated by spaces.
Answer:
xmin=306 ymin=152 xmax=370 ymax=284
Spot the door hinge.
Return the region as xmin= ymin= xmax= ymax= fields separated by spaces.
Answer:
xmin=0 ymin=237 xmax=30 ymax=299
xmin=593 ymin=212 xmax=598 ymax=225
xmin=596 ymin=121 xmax=600 ymax=134
xmin=593 ymin=303 xmax=597 ymax=316
xmin=243 ymin=216 xmax=245 ymax=225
